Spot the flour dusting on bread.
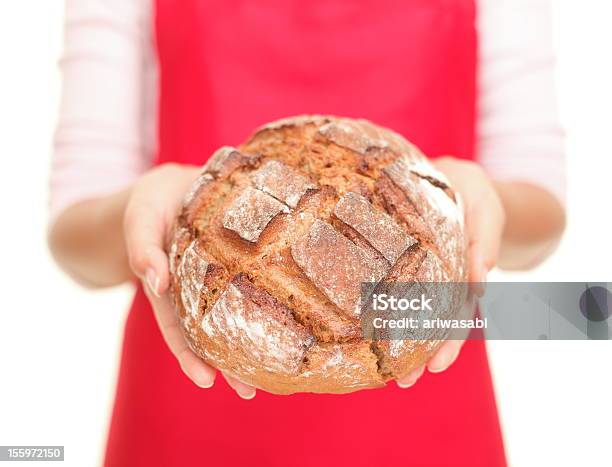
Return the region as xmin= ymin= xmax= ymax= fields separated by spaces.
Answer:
xmin=169 ymin=115 xmax=467 ymax=394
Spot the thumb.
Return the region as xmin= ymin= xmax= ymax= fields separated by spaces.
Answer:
xmin=124 ymin=197 xmax=170 ymax=296
xmin=466 ymin=197 xmax=504 ymax=292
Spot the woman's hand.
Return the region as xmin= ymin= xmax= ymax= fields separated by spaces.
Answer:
xmin=50 ymin=156 xmax=560 ymax=396
xmin=396 ymin=157 xmax=505 ymax=388
xmin=123 ymin=163 xmax=257 ymax=399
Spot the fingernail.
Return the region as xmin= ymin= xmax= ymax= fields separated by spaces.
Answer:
xmin=428 ymin=348 xmax=460 ymax=373
xmin=196 ymin=378 xmax=215 ymax=389
xmin=396 ymin=366 xmax=424 ymax=388
xmin=238 ymin=389 xmax=256 ymax=400
xmin=145 ymin=268 xmax=160 ymax=297
xmin=193 ymin=369 xmax=215 ymax=388
xmin=397 ymin=379 xmax=417 ymax=389
xmin=428 ymin=364 xmax=448 ymax=374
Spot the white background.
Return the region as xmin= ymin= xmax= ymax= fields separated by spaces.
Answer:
xmin=0 ymin=1 xmax=611 ymax=466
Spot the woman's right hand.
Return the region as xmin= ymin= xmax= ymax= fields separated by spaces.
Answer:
xmin=123 ymin=163 xmax=257 ymax=400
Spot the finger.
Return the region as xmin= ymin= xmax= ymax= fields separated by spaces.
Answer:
xmin=465 ymin=199 xmax=504 ymax=298
xmin=427 ymin=340 xmax=464 ymax=373
xmin=223 ymin=373 xmax=257 ymax=400
xmin=468 ymin=250 xmax=487 ymax=297
xmin=124 ymin=198 xmax=171 ymax=295
xmin=466 ymin=196 xmax=504 ymax=272
xmin=396 ymin=364 xmax=425 ymax=389
xmin=145 ymin=285 xmax=216 ymax=388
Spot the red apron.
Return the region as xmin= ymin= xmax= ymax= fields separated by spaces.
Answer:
xmin=104 ymin=1 xmax=507 ymax=465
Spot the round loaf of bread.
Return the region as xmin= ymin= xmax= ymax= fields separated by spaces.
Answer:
xmin=168 ymin=115 xmax=466 ymax=395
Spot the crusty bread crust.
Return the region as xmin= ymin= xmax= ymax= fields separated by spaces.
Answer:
xmin=168 ymin=116 xmax=466 ymax=394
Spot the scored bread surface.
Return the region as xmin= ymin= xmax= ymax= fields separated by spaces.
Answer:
xmin=168 ymin=115 xmax=466 ymax=394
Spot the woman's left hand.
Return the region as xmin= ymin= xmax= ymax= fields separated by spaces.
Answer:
xmin=396 ymin=156 xmax=506 ymax=388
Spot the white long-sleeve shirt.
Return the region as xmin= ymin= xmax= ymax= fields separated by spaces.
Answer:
xmin=50 ymin=0 xmax=565 ymax=219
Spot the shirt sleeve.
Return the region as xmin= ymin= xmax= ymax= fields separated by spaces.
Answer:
xmin=49 ymin=0 xmax=156 ymax=221
xmin=477 ymin=0 xmax=566 ymax=205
